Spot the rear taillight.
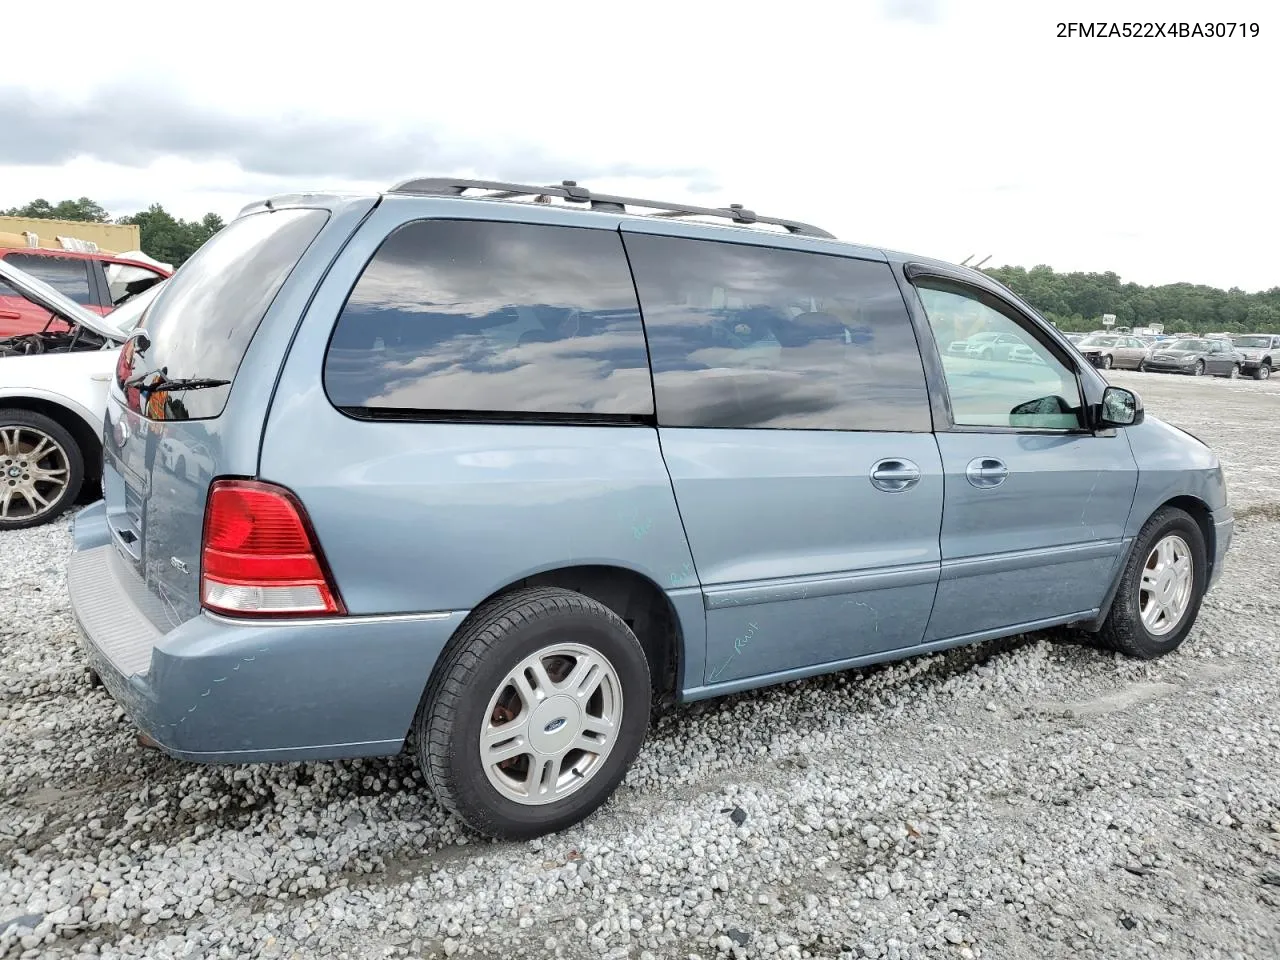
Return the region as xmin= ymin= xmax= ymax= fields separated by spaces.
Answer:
xmin=200 ymin=479 xmax=345 ymax=618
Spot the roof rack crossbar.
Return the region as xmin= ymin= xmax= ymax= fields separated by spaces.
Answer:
xmin=385 ymin=177 xmax=835 ymax=239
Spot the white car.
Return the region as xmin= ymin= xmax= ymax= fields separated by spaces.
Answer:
xmin=0 ymin=259 xmax=164 ymax=529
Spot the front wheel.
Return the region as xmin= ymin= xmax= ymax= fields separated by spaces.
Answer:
xmin=1255 ymin=364 xmax=1271 ymax=381
xmin=417 ymin=586 xmax=651 ymax=840
xmin=1099 ymin=507 xmax=1207 ymax=659
xmin=1192 ymin=360 xmax=1205 ymax=376
xmin=1228 ymin=364 xmax=1240 ymax=379
xmin=1101 ymin=355 xmax=1113 ymax=369
xmin=0 ymin=408 xmax=85 ymax=530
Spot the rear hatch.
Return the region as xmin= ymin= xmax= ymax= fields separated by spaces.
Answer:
xmin=103 ymin=208 xmax=330 ymax=629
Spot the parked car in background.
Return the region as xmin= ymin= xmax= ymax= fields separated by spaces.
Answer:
xmin=1144 ymin=337 xmax=1245 ymax=377
xmin=1064 ymin=333 xmax=1084 ymax=345
xmin=1230 ymin=334 xmax=1278 ymax=380
xmin=0 ymin=247 xmax=169 ymax=337
xmin=1076 ymin=334 xmax=1151 ymax=370
xmin=66 ymin=177 xmax=1233 ymax=841
xmin=946 ymin=330 xmax=1028 ymax=360
xmin=0 ymin=259 xmax=166 ymax=527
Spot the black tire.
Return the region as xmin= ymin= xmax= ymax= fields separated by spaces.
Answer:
xmin=1228 ymin=364 xmax=1240 ymax=379
xmin=417 ymin=586 xmax=651 ymax=840
xmin=1098 ymin=507 xmax=1207 ymax=660
xmin=1137 ymin=360 xmax=1147 ymax=372
xmin=1192 ymin=360 xmax=1204 ymax=376
xmin=1101 ymin=355 xmax=1113 ymax=369
xmin=0 ymin=408 xmax=84 ymax=530
xmin=1255 ymin=364 xmax=1271 ymax=381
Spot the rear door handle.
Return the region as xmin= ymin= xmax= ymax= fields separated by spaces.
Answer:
xmin=869 ymin=458 xmax=921 ymax=493
xmin=966 ymin=457 xmax=1009 ymax=488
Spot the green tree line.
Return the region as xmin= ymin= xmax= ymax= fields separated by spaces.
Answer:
xmin=984 ymin=264 xmax=1280 ymax=334
xmin=1 ymin=197 xmax=224 ymax=267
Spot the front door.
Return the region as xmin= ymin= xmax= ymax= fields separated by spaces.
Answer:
xmin=908 ymin=278 xmax=1139 ymax=641
xmin=622 ymin=227 xmax=944 ymax=688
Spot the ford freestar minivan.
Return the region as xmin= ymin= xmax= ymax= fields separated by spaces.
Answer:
xmin=68 ymin=178 xmax=1233 ymax=839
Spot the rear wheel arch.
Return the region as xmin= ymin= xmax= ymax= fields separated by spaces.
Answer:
xmin=415 ymin=564 xmax=686 ymax=732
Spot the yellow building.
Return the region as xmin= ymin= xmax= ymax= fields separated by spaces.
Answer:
xmin=0 ymin=216 xmax=140 ymax=255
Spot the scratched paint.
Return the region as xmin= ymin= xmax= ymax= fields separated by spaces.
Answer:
xmin=668 ymin=560 xmax=695 ymax=588
xmin=707 ymin=621 xmax=760 ymax=683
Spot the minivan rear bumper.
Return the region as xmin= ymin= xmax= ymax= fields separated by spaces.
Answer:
xmin=67 ymin=543 xmax=468 ymax=763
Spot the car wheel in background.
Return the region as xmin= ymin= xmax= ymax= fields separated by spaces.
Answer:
xmin=1098 ymin=506 xmax=1207 ymax=660
xmin=1192 ymin=360 xmax=1205 ymax=376
xmin=0 ymin=409 xmax=84 ymax=530
xmin=1227 ymin=364 xmax=1240 ymax=379
xmin=416 ymin=586 xmax=652 ymax=840
xmin=1255 ymin=364 xmax=1271 ymax=381
xmin=1101 ymin=355 xmax=1113 ymax=369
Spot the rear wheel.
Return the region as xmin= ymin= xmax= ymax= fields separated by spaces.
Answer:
xmin=1255 ymin=363 xmax=1271 ymax=381
xmin=1101 ymin=355 xmax=1113 ymax=369
xmin=417 ymin=586 xmax=651 ymax=840
xmin=1227 ymin=364 xmax=1240 ymax=379
xmin=0 ymin=409 xmax=84 ymax=530
xmin=1098 ymin=507 xmax=1206 ymax=659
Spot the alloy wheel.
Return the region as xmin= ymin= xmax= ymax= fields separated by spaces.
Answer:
xmin=1139 ymin=534 xmax=1194 ymax=637
xmin=480 ymin=643 xmax=623 ymax=806
xmin=0 ymin=425 xmax=70 ymax=522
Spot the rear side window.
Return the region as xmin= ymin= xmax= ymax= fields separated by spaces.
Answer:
xmin=120 ymin=208 xmax=329 ymax=420
xmin=324 ymin=220 xmax=653 ymax=418
xmin=624 ymin=234 xmax=932 ymax=431
xmin=4 ymin=253 xmax=93 ymax=305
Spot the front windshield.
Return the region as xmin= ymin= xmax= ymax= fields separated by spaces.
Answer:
xmin=1168 ymin=340 xmax=1208 ymax=352
xmin=1079 ymin=336 xmax=1117 ymax=346
xmin=1234 ymin=336 xmax=1270 ymax=348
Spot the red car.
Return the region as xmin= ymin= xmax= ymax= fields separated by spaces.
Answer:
xmin=0 ymin=247 xmax=170 ymax=337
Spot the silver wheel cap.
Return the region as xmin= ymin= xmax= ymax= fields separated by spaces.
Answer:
xmin=0 ymin=426 xmax=70 ymax=521
xmin=1139 ymin=534 xmax=1194 ymax=637
xmin=480 ymin=643 xmax=622 ymax=806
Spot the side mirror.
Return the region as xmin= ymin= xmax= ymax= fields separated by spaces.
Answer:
xmin=1098 ymin=385 xmax=1144 ymax=427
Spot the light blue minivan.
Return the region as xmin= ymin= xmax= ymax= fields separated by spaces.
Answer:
xmin=68 ymin=178 xmax=1233 ymax=839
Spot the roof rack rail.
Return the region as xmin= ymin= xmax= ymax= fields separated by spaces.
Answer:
xmin=385 ymin=178 xmax=835 ymax=239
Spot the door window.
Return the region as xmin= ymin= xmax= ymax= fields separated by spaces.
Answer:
xmin=624 ymin=234 xmax=931 ymax=431
xmin=3 ymin=253 xmax=93 ymax=305
xmin=916 ymin=282 xmax=1085 ymax=430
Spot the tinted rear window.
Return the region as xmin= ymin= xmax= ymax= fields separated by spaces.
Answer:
xmin=119 ymin=208 xmax=328 ymax=419
xmin=624 ymin=234 xmax=932 ymax=431
xmin=323 ymin=219 xmax=653 ymax=418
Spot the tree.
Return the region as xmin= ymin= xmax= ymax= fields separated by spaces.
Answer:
xmin=117 ymin=204 xmax=223 ymax=266
xmin=2 ymin=196 xmax=111 ymax=222
xmin=984 ymin=265 xmax=1280 ymax=334
xmin=3 ymin=197 xmax=223 ymax=266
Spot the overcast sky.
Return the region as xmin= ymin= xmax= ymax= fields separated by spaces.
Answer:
xmin=3 ymin=0 xmax=1276 ymax=291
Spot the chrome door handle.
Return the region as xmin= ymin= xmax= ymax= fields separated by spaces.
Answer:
xmin=966 ymin=457 xmax=1009 ymax=488
xmin=869 ymin=458 xmax=921 ymax=493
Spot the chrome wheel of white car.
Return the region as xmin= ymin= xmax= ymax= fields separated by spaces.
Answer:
xmin=1139 ymin=534 xmax=1194 ymax=637
xmin=0 ymin=411 xmax=84 ymax=529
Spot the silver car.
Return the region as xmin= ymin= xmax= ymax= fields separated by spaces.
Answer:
xmin=1076 ymin=334 xmax=1151 ymax=370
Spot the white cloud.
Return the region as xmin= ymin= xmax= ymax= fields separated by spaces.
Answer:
xmin=2 ymin=0 xmax=1277 ymax=290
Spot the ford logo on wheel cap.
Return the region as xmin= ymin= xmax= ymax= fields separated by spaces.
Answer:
xmin=543 ymin=717 xmax=567 ymax=734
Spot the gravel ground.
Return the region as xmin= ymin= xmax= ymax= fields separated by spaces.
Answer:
xmin=2 ymin=369 xmax=1279 ymax=960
